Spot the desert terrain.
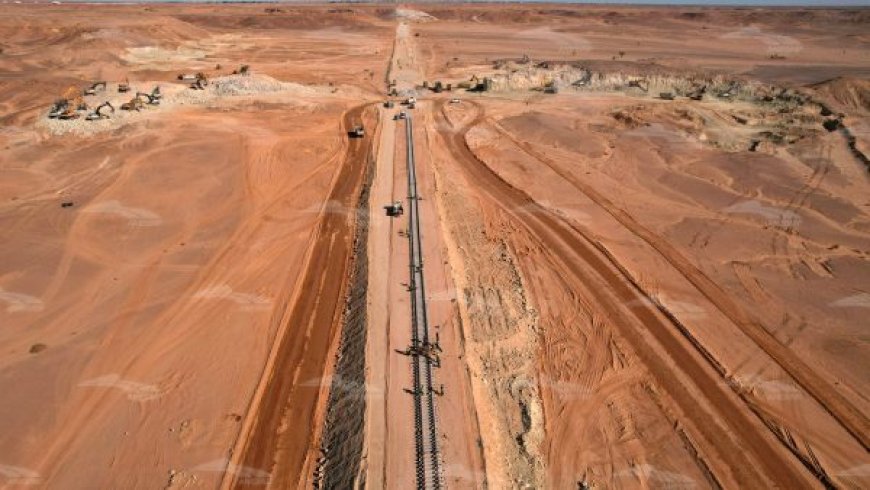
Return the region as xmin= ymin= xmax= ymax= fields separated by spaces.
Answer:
xmin=0 ymin=3 xmax=868 ymax=490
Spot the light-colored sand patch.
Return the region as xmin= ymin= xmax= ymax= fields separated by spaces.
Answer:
xmin=82 ymin=200 xmax=162 ymax=227
xmin=78 ymin=374 xmax=163 ymax=402
xmin=122 ymin=45 xmax=207 ymax=67
xmin=0 ymin=288 xmax=44 ymax=313
xmin=0 ymin=464 xmax=41 ymax=486
xmin=395 ymin=8 xmax=437 ymax=22
xmin=722 ymin=199 xmax=801 ymax=228
xmin=829 ymin=292 xmax=870 ymax=308
xmin=721 ymin=26 xmax=803 ymax=55
xmin=193 ymin=284 xmax=271 ymax=311
xmin=187 ymin=458 xmax=270 ymax=486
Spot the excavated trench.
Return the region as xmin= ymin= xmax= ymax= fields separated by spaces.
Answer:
xmin=313 ymin=144 xmax=376 ymax=489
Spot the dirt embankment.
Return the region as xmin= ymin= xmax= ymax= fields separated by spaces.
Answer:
xmin=434 ymin=100 xmax=819 ymax=489
xmin=227 ymin=104 xmax=377 ymax=490
xmin=313 ymin=121 xmax=377 ymax=490
xmin=430 ymin=104 xmax=545 ymax=488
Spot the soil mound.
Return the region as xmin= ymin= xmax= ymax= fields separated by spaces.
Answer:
xmin=809 ymin=77 xmax=870 ymax=115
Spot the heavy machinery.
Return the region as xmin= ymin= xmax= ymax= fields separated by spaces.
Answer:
xmin=384 ymin=100 xmax=395 ymax=108
xmin=572 ymin=70 xmax=593 ymax=87
xmin=136 ymin=91 xmax=160 ymax=106
xmin=118 ymin=78 xmax=130 ymax=93
xmin=120 ymin=97 xmax=145 ymax=111
xmin=716 ymin=81 xmax=740 ymax=99
xmin=688 ymin=84 xmax=707 ymax=101
xmin=659 ymin=92 xmax=675 ymax=100
xmin=349 ymin=124 xmax=365 ymax=138
xmin=58 ymin=95 xmax=87 ymax=120
xmin=233 ymin=64 xmax=250 ymax=75
xmin=190 ymin=72 xmax=208 ymax=90
xmin=384 ymin=201 xmax=404 ymax=217
xmin=83 ymin=81 xmax=106 ymax=96
xmin=149 ymin=86 xmax=162 ymax=101
xmin=627 ymin=79 xmax=649 ymax=92
xmin=85 ymin=101 xmax=114 ymax=121
xmin=48 ymin=86 xmax=85 ymax=119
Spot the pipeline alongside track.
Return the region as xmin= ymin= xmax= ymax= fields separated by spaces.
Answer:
xmin=404 ymin=114 xmax=442 ymax=490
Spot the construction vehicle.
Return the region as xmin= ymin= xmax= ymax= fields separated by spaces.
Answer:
xmin=384 ymin=100 xmax=394 ymax=108
xmin=48 ymin=100 xmax=67 ymax=119
xmin=118 ymin=78 xmax=131 ymax=93
xmin=687 ymin=84 xmax=707 ymax=101
xmin=85 ymin=101 xmax=114 ymax=121
xmin=716 ymin=81 xmax=740 ymax=99
xmin=48 ymin=86 xmax=86 ymax=119
xmin=56 ymin=102 xmax=81 ymax=120
xmin=349 ymin=124 xmax=365 ymax=138
xmin=659 ymin=92 xmax=675 ymax=100
xmin=572 ymin=70 xmax=593 ymax=88
xmin=149 ymin=86 xmax=162 ymax=101
xmin=233 ymin=65 xmax=250 ymax=76
xmin=384 ymin=201 xmax=404 ymax=217
xmin=120 ymin=96 xmax=145 ymax=111
xmin=449 ymin=98 xmax=461 ymax=104
xmin=83 ymin=81 xmax=106 ymax=96
xmin=190 ymin=72 xmax=208 ymax=90
xmin=136 ymin=91 xmax=160 ymax=106
xmin=627 ymin=79 xmax=649 ymax=92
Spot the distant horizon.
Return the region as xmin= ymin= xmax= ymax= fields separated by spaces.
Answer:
xmin=17 ymin=0 xmax=870 ymax=6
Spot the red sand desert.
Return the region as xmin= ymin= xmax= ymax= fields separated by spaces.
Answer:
xmin=0 ymin=3 xmax=868 ymax=489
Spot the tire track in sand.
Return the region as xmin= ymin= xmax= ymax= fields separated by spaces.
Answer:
xmin=488 ymin=118 xmax=870 ymax=453
xmin=434 ymin=100 xmax=813 ymax=489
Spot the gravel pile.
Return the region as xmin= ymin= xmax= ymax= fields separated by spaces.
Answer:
xmin=37 ymin=74 xmax=323 ymax=136
xmin=211 ymin=74 xmax=315 ymax=97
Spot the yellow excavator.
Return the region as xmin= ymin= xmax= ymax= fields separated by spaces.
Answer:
xmin=121 ymin=91 xmax=159 ymax=111
xmin=49 ymin=86 xmax=86 ymax=119
xmin=120 ymin=97 xmax=144 ymax=111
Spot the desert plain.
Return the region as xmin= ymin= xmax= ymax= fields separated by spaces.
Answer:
xmin=0 ymin=3 xmax=869 ymax=489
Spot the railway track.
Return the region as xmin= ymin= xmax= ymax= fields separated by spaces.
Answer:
xmin=403 ymin=113 xmax=442 ymax=490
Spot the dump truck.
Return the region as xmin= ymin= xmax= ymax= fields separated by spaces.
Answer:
xmin=384 ymin=201 xmax=404 ymax=217
xmin=350 ymin=124 xmax=365 ymax=138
